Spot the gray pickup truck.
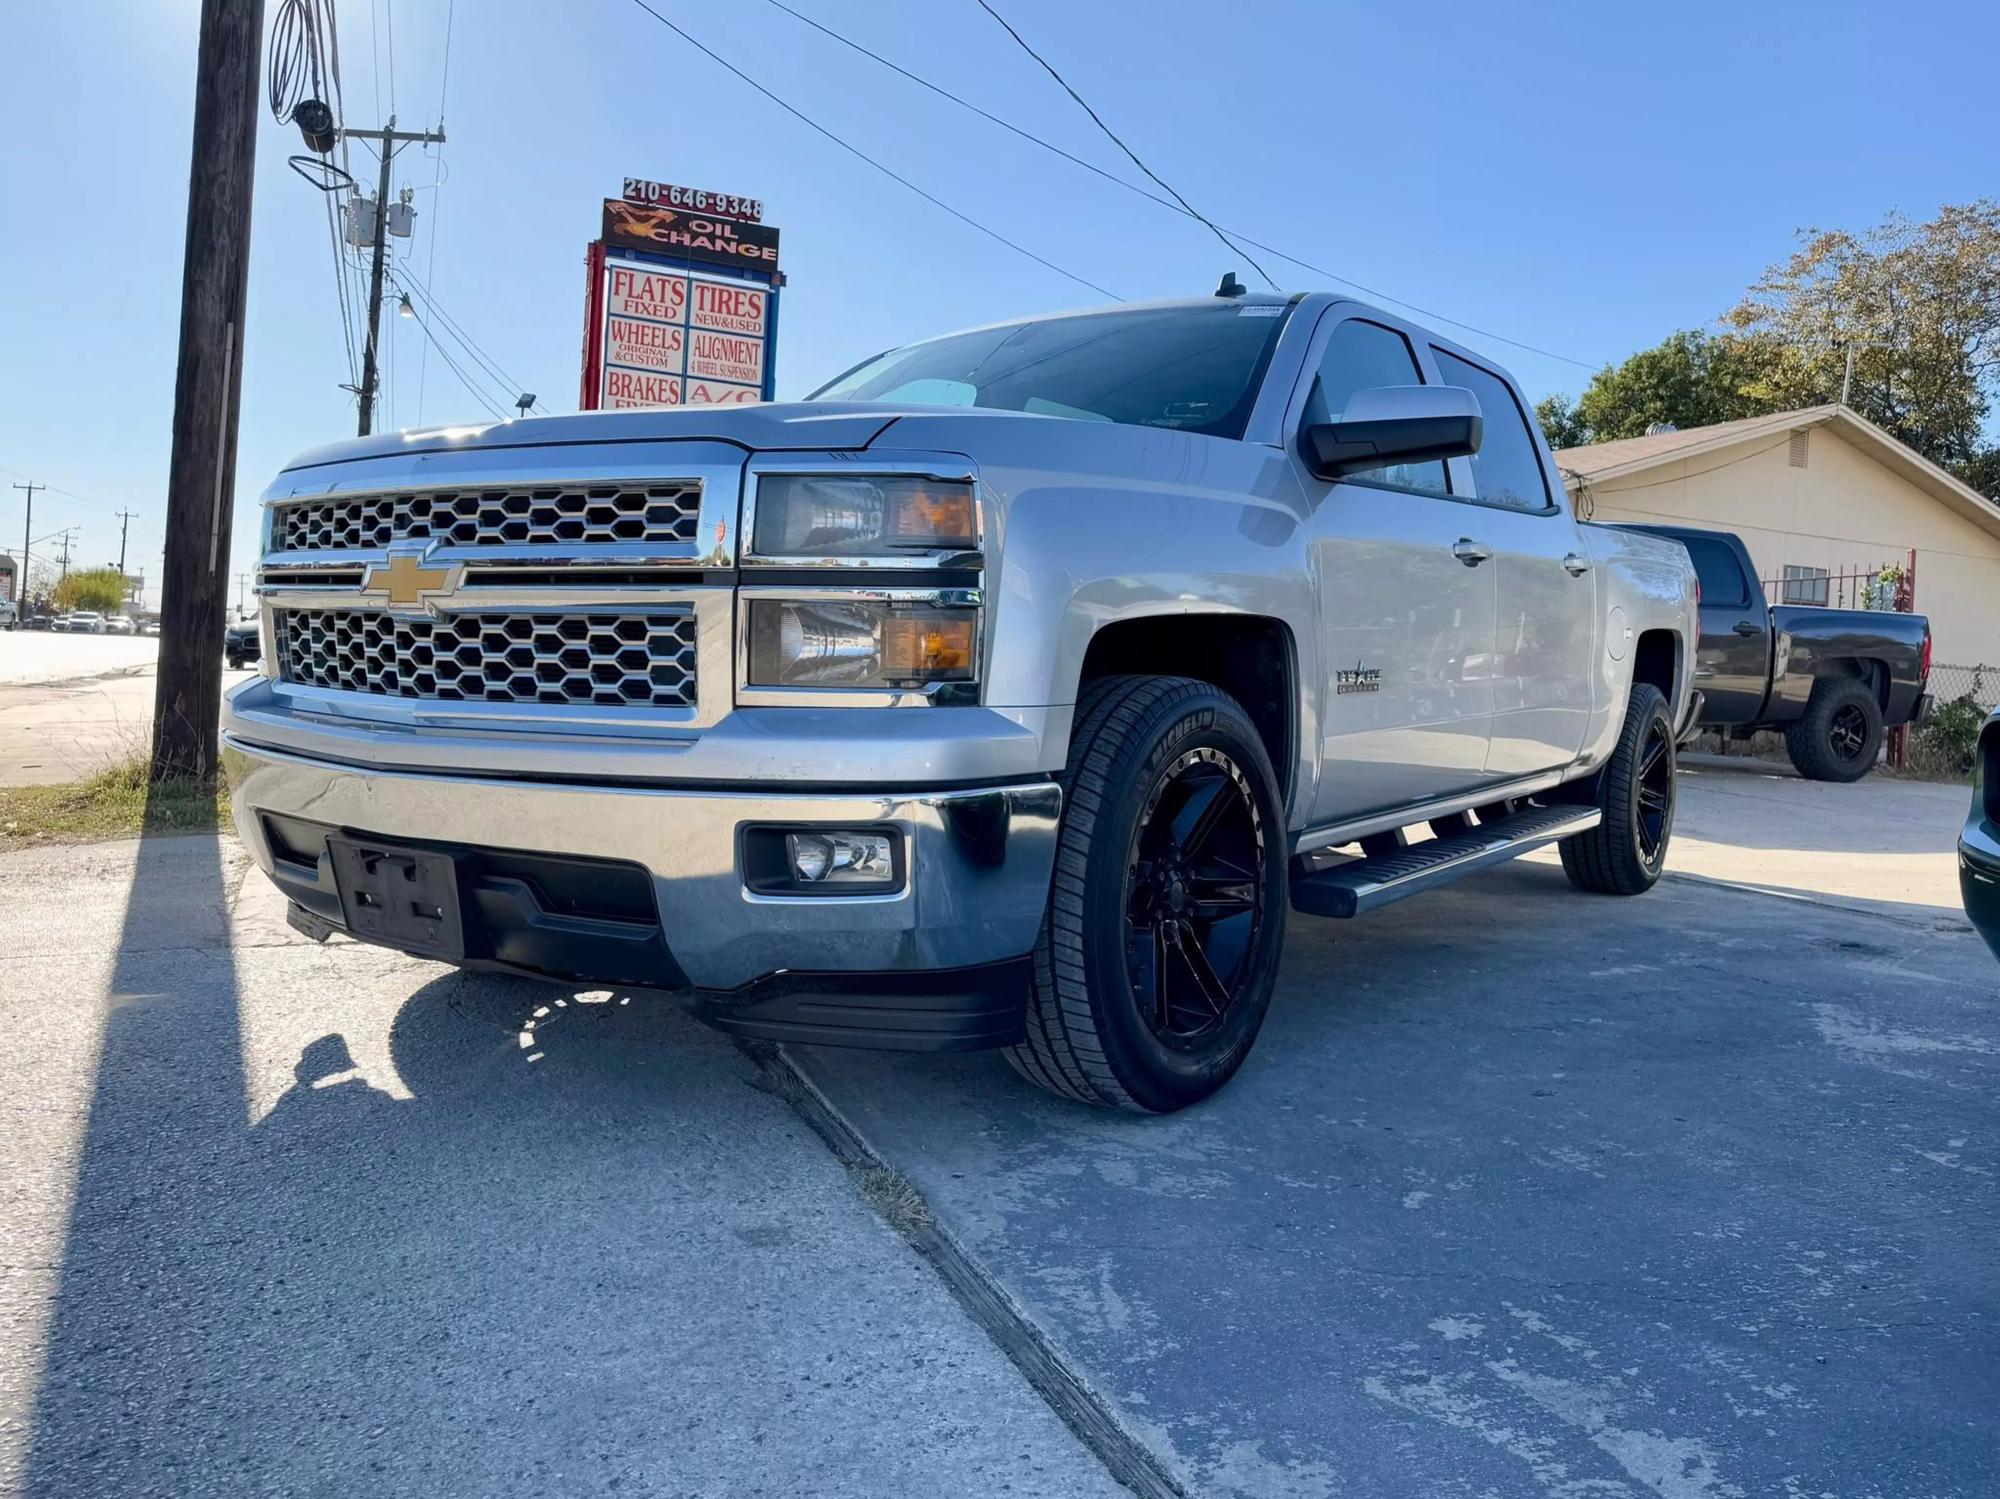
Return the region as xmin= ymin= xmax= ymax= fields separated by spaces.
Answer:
xmin=224 ymin=289 xmax=1697 ymax=1111
xmin=1618 ymin=525 xmax=1931 ymax=781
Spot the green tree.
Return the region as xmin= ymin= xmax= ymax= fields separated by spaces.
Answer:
xmin=1534 ymin=392 xmax=1592 ymax=450
xmin=1724 ymin=200 xmax=2000 ymax=472
xmin=1959 ymin=446 xmax=2000 ymax=500
xmin=1536 ymin=330 xmax=1783 ymax=449
xmin=52 ymin=568 xmax=128 ymax=614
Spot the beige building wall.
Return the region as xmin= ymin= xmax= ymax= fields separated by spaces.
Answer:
xmin=1577 ymin=428 xmax=2000 ymax=666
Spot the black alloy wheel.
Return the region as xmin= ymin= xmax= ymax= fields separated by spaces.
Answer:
xmin=1634 ymin=717 xmax=1674 ymax=864
xmin=1559 ymin=682 xmax=1675 ymax=896
xmin=1007 ymin=675 xmax=1288 ymax=1112
xmin=1124 ymin=747 xmax=1266 ymax=1046
xmin=1829 ymin=703 xmax=1870 ymax=763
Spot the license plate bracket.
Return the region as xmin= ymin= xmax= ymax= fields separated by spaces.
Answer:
xmin=327 ymin=835 xmax=468 ymax=961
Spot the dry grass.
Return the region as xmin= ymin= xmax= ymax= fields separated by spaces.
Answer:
xmin=0 ymin=756 xmax=229 ymax=852
xmin=854 ymin=1164 xmax=934 ymax=1236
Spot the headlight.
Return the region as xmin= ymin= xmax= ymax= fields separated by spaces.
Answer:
xmin=746 ymin=598 xmax=978 ymax=689
xmin=751 ymin=475 xmax=978 ymax=560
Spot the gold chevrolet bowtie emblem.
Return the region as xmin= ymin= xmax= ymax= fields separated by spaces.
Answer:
xmin=364 ymin=551 xmax=455 ymax=608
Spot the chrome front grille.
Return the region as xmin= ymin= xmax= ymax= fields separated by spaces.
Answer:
xmin=274 ymin=481 xmax=702 ymax=553
xmin=273 ymin=608 xmax=698 ymax=708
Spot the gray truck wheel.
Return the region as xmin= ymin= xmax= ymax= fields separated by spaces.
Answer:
xmin=1006 ymin=675 xmax=1287 ymax=1112
xmin=1784 ymin=677 xmax=1883 ymax=782
xmin=1560 ymin=683 xmax=1675 ymax=896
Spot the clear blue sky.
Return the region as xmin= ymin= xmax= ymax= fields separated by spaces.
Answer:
xmin=2 ymin=0 xmax=1995 ymax=607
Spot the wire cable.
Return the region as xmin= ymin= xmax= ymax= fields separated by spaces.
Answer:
xmin=971 ymin=0 xmax=1276 ymax=290
xmin=621 ymin=0 xmax=1122 ymax=302
xmin=416 ymin=0 xmax=454 ymax=425
xmin=384 ymin=0 xmax=398 ymax=114
xmin=392 ymin=292 xmax=509 ymax=421
xmin=757 ymin=0 xmax=1600 ymax=370
xmin=396 ymin=270 xmax=545 ymax=413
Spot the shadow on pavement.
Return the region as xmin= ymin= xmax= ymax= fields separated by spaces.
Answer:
xmin=18 ymin=846 xmax=1103 ymax=1497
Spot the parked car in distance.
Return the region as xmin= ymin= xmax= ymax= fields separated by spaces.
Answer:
xmin=224 ymin=289 xmax=1700 ymax=1112
xmin=225 ymin=620 xmax=261 ymax=668
xmin=102 ymin=615 xmax=136 ymax=636
xmin=1961 ymin=706 xmax=2000 ymax=961
xmin=56 ymin=612 xmax=107 ymax=635
xmin=0 ymin=599 xmax=15 ymax=630
xmin=1618 ymin=524 xmax=1931 ymax=781
xmin=139 ymin=618 xmax=162 ymax=637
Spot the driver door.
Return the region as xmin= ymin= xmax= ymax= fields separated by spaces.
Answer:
xmin=1293 ymin=316 xmax=1496 ymax=825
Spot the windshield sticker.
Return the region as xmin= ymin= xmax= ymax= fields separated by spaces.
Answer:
xmin=1238 ymin=305 xmax=1285 ymax=317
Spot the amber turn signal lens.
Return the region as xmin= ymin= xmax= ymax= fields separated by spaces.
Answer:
xmin=889 ymin=487 xmax=977 ymax=545
xmin=881 ymin=614 xmax=975 ymax=676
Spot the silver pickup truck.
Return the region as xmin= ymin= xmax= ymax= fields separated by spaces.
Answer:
xmin=224 ymin=289 xmax=1698 ymax=1111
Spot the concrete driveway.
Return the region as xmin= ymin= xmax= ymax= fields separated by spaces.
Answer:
xmin=1 ymin=764 xmax=1991 ymax=1497
xmin=0 ymin=837 xmax=1123 ymax=1498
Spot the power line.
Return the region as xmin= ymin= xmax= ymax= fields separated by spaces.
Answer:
xmin=970 ymin=0 xmax=1276 ymax=291
xmin=621 ymin=0 xmax=1122 ymax=302
xmin=394 ymin=270 xmax=544 ymax=413
xmin=393 ymin=294 xmax=510 ymax=421
xmin=757 ymin=0 xmax=1602 ymax=371
xmin=383 ymin=0 xmax=397 ymax=114
xmin=416 ymin=0 xmax=454 ymax=424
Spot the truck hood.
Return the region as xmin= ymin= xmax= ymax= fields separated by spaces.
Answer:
xmin=276 ymin=402 xmax=953 ymax=474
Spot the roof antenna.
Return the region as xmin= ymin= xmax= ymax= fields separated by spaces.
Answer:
xmin=1215 ymin=271 xmax=1246 ymax=299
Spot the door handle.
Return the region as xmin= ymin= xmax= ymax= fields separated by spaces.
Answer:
xmin=1732 ymin=620 xmax=1761 ymax=636
xmin=1451 ymin=538 xmax=1492 ymax=567
xmin=1561 ymin=552 xmax=1592 ymax=576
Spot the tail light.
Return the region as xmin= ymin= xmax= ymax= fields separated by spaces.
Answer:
xmin=1920 ymin=624 xmax=1933 ymax=684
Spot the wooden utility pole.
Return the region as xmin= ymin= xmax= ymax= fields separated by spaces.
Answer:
xmin=11 ymin=482 xmax=41 ymax=609
xmin=116 ymin=508 xmax=137 ymax=574
xmin=151 ymin=0 xmax=263 ymax=784
xmin=347 ymin=120 xmax=445 ymax=436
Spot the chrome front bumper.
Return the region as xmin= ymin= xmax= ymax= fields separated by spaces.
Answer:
xmin=221 ymin=731 xmax=1061 ymax=991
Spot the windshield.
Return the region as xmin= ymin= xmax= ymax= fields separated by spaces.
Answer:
xmin=810 ymin=302 xmax=1293 ymax=440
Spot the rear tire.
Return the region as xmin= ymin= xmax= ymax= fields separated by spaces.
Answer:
xmin=1560 ymin=683 xmax=1675 ymax=896
xmin=1006 ymin=675 xmax=1288 ymax=1112
xmin=1784 ymin=677 xmax=1882 ymax=782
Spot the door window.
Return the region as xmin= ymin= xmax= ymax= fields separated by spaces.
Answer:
xmin=1432 ymin=349 xmax=1551 ymax=512
xmin=1312 ymin=320 xmax=1450 ymax=495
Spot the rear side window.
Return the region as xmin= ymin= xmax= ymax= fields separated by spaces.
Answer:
xmin=1685 ymin=537 xmax=1749 ymax=606
xmin=1432 ymin=349 xmax=1551 ymax=511
xmin=1313 ymin=320 xmax=1449 ymax=495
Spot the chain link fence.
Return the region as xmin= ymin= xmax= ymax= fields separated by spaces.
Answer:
xmin=1908 ymin=663 xmax=1998 ymax=779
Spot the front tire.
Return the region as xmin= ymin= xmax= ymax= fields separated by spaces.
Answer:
xmin=1007 ymin=676 xmax=1288 ymax=1112
xmin=1784 ymin=677 xmax=1883 ymax=782
xmin=1560 ymin=683 xmax=1675 ymax=896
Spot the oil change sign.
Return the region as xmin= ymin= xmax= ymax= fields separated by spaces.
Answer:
xmin=595 ymin=255 xmax=771 ymax=410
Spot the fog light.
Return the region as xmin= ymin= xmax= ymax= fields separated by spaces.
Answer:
xmin=786 ymin=832 xmax=894 ymax=884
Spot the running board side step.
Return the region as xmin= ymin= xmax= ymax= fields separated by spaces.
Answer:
xmin=1290 ymin=804 xmax=1600 ymax=919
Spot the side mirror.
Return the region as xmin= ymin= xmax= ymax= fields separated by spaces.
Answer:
xmin=1300 ymin=385 xmax=1483 ymax=481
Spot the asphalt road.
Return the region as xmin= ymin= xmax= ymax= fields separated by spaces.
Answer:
xmin=799 ymin=808 xmax=1997 ymax=1497
xmin=1 ymin=763 xmax=1992 ymax=1498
